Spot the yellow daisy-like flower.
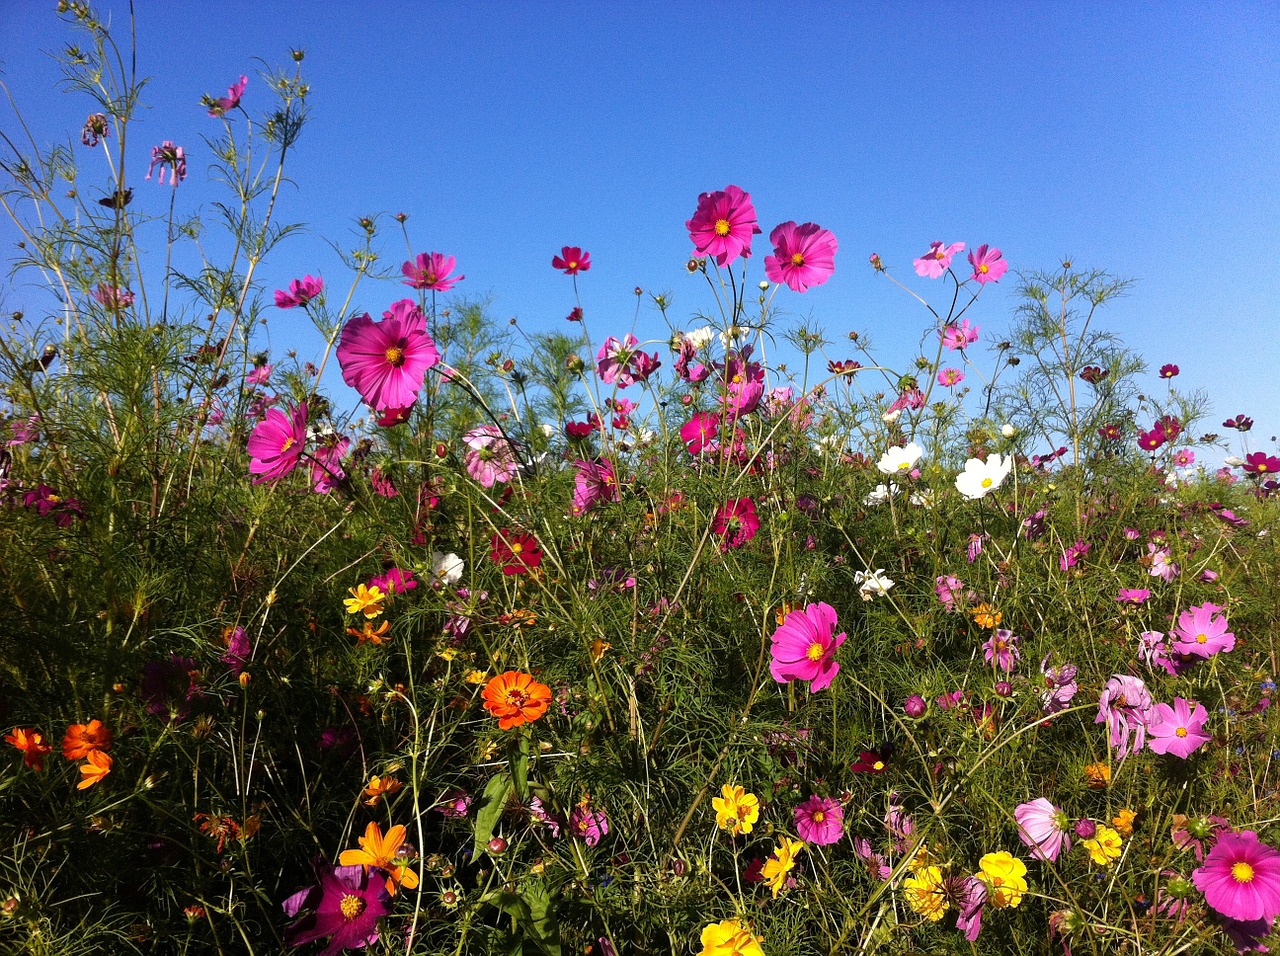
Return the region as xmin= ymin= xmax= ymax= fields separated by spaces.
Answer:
xmin=697 ymin=918 xmax=764 ymax=956
xmin=903 ymin=864 xmax=950 ymax=921
xmin=908 ymin=842 xmax=940 ymax=872
xmin=711 ymin=784 xmax=760 ymax=837
xmin=464 ymin=669 xmax=488 ymax=685
xmin=761 ymin=837 xmax=805 ymax=898
xmin=1112 ymin=808 xmax=1136 ymax=837
xmin=343 ymin=583 xmax=386 ymax=619
xmin=1082 ymin=824 xmax=1123 ymax=866
xmin=977 ymin=851 xmax=1028 ymax=909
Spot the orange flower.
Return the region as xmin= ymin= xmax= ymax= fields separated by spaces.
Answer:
xmin=77 ymin=749 xmax=112 ymax=789
xmin=63 ymin=719 xmax=113 ymax=760
xmin=481 ymin=671 xmax=552 ymax=730
xmin=362 ymin=774 xmax=403 ymax=807
xmin=970 ymin=603 xmax=1003 ymax=629
xmin=347 ymin=620 xmax=392 ymax=645
xmin=1112 ymin=808 xmax=1136 ymax=837
xmin=1084 ymin=761 xmax=1112 ymax=789
xmin=6 ymin=727 xmax=53 ymax=770
xmin=339 ymin=821 xmax=419 ymax=895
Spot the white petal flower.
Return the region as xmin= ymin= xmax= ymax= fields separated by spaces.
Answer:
xmin=863 ymin=482 xmax=900 ymax=506
xmin=430 ymin=551 xmax=465 ymax=586
xmin=684 ymin=325 xmax=716 ymax=351
xmin=877 ymin=442 xmax=923 ymax=475
xmin=855 ymin=568 xmax=895 ymax=600
xmin=954 ymin=453 xmax=1013 ymax=500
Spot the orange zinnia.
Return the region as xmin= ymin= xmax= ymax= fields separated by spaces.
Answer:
xmin=63 ymin=719 xmax=113 ymax=761
xmin=481 ymin=671 xmax=552 ymax=730
xmin=78 ymin=749 xmax=113 ymax=789
xmin=6 ymin=727 xmax=53 ymax=770
xmin=339 ymin=821 xmax=419 ymax=895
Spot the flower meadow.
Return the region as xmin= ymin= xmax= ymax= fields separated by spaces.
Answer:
xmin=4 ymin=8 xmax=1280 ymax=956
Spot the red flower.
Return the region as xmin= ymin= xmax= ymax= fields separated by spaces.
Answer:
xmin=552 ymin=246 xmax=591 ymax=275
xmin=1244 ymin=452 xmax=1280 ymax=475
xmin=850 ymin=749 xmax=888 ymax=773
xmin=490 ymin=529 xmax=543 ymax=575
xmin=712 ymin=497 xmax=759 ymax=552
xmin=6 ymin=727 xmax=53 ymax=770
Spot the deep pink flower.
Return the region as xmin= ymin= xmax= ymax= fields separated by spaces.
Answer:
xmin=208 ymin=74 xmax=247 ymax=117
xmin=337 ymin=300 xmax=440 ymax=411
xmin=722 ymin=379 xmax=764 ymax=421
xmin=1138 ymin=424 xmax=1168 ymax=451
xmin=310 ymin=436 xmax=349 ymax=494
xmin=221 ymin=626 xmax=251 ymax=676
xmin=1116 ymin=588 xmax=1150 ymax=604
xmin=680 ymin=412 xmax=719 ymax=455
xmin=1160 ymin=363 xmax=1180 ymax=379
xmin=246 ymin=402 xmax=308 ymax=484
xmin=769 ymin=602 xmax=846 ymax=693
xmin=686 ymin=185 xmax=761 ymax=267
xmin=1172 ymin=602 xmax=1235 ymax=658
xmin=939 ymin=319 xmax=979 ymax=350
xmin=913 ymin=241 xmax=965 ymax=279
xmin=1193 ymin=831 xmax=1280 ymax=923
xmin=596 ymin=334 xmax=659 ymax=388
xmin=245 ymin=364 xmax=272 ymax=387
xmin=283 ymin=861 xmax=392 ymax=955
xmin=1244 ymin=452 xmax=1280 ymax=476
xmin=764 ymin=221 xmax=837 ymax=292
xmin=794 ymin=795 xmax=844 ymax=845
xmin=145 ymin=141 xmax=187 ymax=185
xmin=552 ymin=246 xmax=590 ymax=275
xmin=571 ymin=458 xmax=620 ymax=516
xmin=462 ymin=425 xmax=519 ymax=488
xmin=369 ymin=567 xmax=417 ymax=596
xmin=1146 ymin=697 xmax=1211 ymax=759
xmin=401 ymin=251 xmax=463 ymax=291
xmin=1096 ymin=674 xmax=1153 ymax=759
xmin=983 ymin=629 xmax=1021 ymax=672
xmin=275 ymin=275 xmax=323 ymax=308
xmin=569 ymin=802 xmax=609 ymax=846
xmin=712 ymin=497 xmax=760 ymax=552
xmin=967 ymin=245 xmax=1008 ymax=284
xmin=1015 ymin=797 xmax=1072 ymax=862
xmin=955 ymin=876 xmax=988 ymax=941
xmin=938 ymin=367 xmax=964 ymax=387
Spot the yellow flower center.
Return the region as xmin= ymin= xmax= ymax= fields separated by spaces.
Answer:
xmin=385 ymin=346 xmax=406 ymax=367
xmin=339 ymin=894 xmax=366 ymax=920
xmin=1233 ymin=862 xmax=1256 ymax=884
xmin=425 ymin=272 xmax=437 ymax=284
xmin=568 ymin=261 xmax=578 ymax=269
xmin=979 ymin=263 xmax=990 ymax=274
xmin=1196 ymin=633 xmax=1207 ymax=644
xmin=714 ymin=219 xmax=732 ymax=237
xmin=280 ymin=436 xmax=295 ymax=452
xmin=897 ymin=461 xmax=910 ymax=470
xmin=511 ymin=542 xmax=523 ymax=554
xmin=873 ymin=760 xmax=885 ymax=771
xmin=813 ymin=810 xmax=825 ymax=823
xmin=981 ymin=477 xmax=993 ymax=488
xmin=790 ymin=252 xmax=805 ymax=267
xmin=805 ymin=641 xmax=825 ymax=661
xmin=1175 ymin=727 xmax=1188 ymax=737
xmin=1260 ymin=464 xmax=1270 ymax=472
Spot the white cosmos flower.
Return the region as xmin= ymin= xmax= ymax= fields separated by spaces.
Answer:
xmin=684 ymin=325 xmax=716 ymax=350
xmin=863 ymin=482 xmax=900 ymax=506
xmin=877 ymin=442 xmax=923 ymax=476
xmin=855 ymin=568 xmax=895 ymax=600
xmin=430 ymin=551 xmax=465 ymax=586
xmin=954 ymin=453 xmax=1014 ymax=500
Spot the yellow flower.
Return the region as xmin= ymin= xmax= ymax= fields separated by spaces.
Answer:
xmin=761 ymin=837 xmax=805 ymax=898
xmin=1112 ymin=808 xmax=1136 ymax=837
xmin=697 ymin=918 xmax=764 ymax=956
xmin=362 ymin=775 xmax=403 ymax=807
xmin=907 ymin=842 xmax=940 ymax=872
xmin=711 ymin=784 xmax=760 ymax=837
xmin=346 ymin=620 xmax=391 ymax=645
xmin=903 ymin=864 xmax=950 ymax=921
xmin=977 ymin=851 xmax=1028 ymax=909
xmin=1082 ymin=824 xmax=1123 ymax=866
xmin=343 ymin=583 xmax=386 ymax=619
xmin=1083 ymin=761 xmax=1111 ymax=789
xmin=464 ymin=669 xmax=488 ymax=685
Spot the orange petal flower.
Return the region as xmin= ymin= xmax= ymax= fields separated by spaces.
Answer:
xmin=77 ymin=749 xmax=113 ymax=789
xmin=338 ymin=821 xmax=419 ymax=895
xmin=362 ymin=774 xmax=403 ymax=807
xmin=481 ymin=670 xmax=552 ymax=730
xmin=6 ymin=727 xmax=53 ymax=770
xmin=63 ymin=719 xmax=113 ymax=761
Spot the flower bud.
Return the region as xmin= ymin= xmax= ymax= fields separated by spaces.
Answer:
xmin=1001 ymin=424 xmax=1016 ymax=438
xmin=759 ymin=281 xmax=769 ymax=291
xmin=435 ymin=442 xmax=448 ymax=459
xmin=995 ymin=680 xmax=1013 ymax=698
xmin=487 ymin=836 xmax=508 ymax=855
xmin=1074 ymin=819 xmax=1097 ymax=840
xmin=904 ymin=694 xmax=927 ymax=718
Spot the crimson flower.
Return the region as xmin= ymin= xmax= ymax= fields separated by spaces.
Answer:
xmin=401 ymin=252 xmax=463 ymax=291
xmin=1160 ymin=363 xmax=1180 ymax=378
xmin=1137 ymin=424 xmax=1167 ymax=451
xmin=712 ymin=497 xmax=759 ymax=551
xmin=1244 ymin=452 xmax=1280 ymax=475
xmin=490 ymin=529 xmax=543 ymax=575
xmin=283 ymin=861 xmax=392 ymax=955
xmin=552 ymin=246 xmax=591 ymax=275
xmin=850 ymin=750 xmax=887 ymax=773
xmin=764 ymin=221 xmax=838 ymax=292
xmin=686 ymin=185 xmax=761 ymax=267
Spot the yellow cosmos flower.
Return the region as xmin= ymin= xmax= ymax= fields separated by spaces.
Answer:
xmin=903 ymin=864 xmax=950 ymax=921
xmin=1083 ymin=761 xmax=1111 ymax=789
xmin=762 ymin=837 xmax=805 ymax=898
xmin=1112 ymin=808 xmax=1136 ymax=837
xmin=712 ymin=784 xmax=760 ymax=837
xmin=697 ymin=918 xmax=764 ymax=956
xmin=1083 ymin=824 xmax=1124 ymax=866
xmin=343 ymin=583 xmax=386 ymax=619
xmin=977 ymin=851 xmax=1028 ymax=908
xmin=339 ymin=821 xmax=419 ymax=895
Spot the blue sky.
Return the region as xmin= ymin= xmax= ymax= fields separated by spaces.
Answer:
xmin=3 ymin=1 xmax=1278 ymax=459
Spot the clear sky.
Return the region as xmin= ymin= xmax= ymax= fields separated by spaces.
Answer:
xmin=3 ymin=1 xmax=1278 ymax=460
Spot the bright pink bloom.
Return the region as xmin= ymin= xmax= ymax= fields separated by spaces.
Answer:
xmin=939 ymin=319 xmax=979 ymax=350
xmin=337 ymin=300 xmax=439 ymax=411
xmin=275 ymin=275 xmax=323 ymax=308
xmin=967 ymin=245 xmax=1008 ymax=284
xmin=552 ymin=246 xmax=590 ymax=275
xmin=1116 ymin=588 xmax=1150 ymax=604
xmin=1160 ymin=363 xmax=1180 ymax=378
xmin=1172 ymin=602 xmax=1235 ymax=658
xmin=463 ymin=425 xmax=519 ymax=488
xmin=938 ymin=367 xmax=964 ymax=387
xmin=209 ymin=74 xmax=247 ymax=116
xmin=1014 ymin=797 xmax=1071 ymax=862
xmin=571 ymin=458 xmax=620 ymax=516
xmin=794 ymin=795 xmax=844 ymax=845
xmin=596 ymin=334 xmax=656 ymax=388
xmin=1096 ymin=674 xmax=1153 ymax=759
xmin=245 ymin=364 xmax=272 ymax=387
xmin=283 ymin=861 xmax=392 ymax=954
xmin=913 ymin=241 xmax=964 ymax=279
xmin=680 ymin=412 xmax=719 ymax=455
xmin=145 ymin=141 xmax=186 ymax=185
xmin=1146 ymin=697 xmax=1211 ymax=759
xmin=569 ymin=803 xmax=609 ymax=846
xmin=686 ymin=185 xmax=761 ymax=267
xmin=310 ymin=437 xmax=349 ymax=494
xmin=1138 ymin=423 xmax=1168 ymax=451
xmin=769 ymin=602 xmax=846 ymax=693
xmin=722 ymin=380 xmax=764 ymax=421
xmin=712 ymin=497 xmax=760 ymax=552
xmin=1243 ymin=452 xmax=1280 ymax=476
xmin=983 ymin=629 xmax=1020 ymax=672
xmin=764 ymin=221 xmax=837 ymax=292
xmin=1193 ymin=831 xmax=1280 ymax=923
xmin=401 ymin=251 xmax=463 ymax=291
xmin=247 ymin=402 xmax=307 ymax=484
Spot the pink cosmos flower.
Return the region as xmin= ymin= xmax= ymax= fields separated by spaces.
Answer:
xmin=939 ymin=319 xmax=979 ymax=350
xmin=571 ymin=458 xmax=620 ymax=516
xmin=337 ymin=300 xmax=440 ymax=411
xmin=552 ymin=246 xmax=590 ymax=275
xmin=983 ymin=629 xmax=1021 ymax=672
xmin=275 ymin=275 xmax=323 ymax=308
xmin=674 ymin=338 xmax=710 ymax=383
xmin=768 ymin=602 xmax=846 ymax=693
xmin=967 ymin=245 xmax=1008 ymax=284
xmin=569 ymin=802 xmax=609 ymax=847
xmin=680 ymin=412 xmax=719 ymax=455
xmin=938 ymin=367 xmax=964 ymax=387
xmin=764 ymin=221 xmax=838 ymax=292
xmin=1116 ymin=588 xmax=1150 ymax=604
xmin=246 ymin=402 xmax=308 ymax=484
xmin=794 ymin=795 xmax=844 ymax=845
xmin=1014 ymin=797 xmax=1072 ymax=862
xmin=913 ymin=241 xmax=965 ymax=279
xmin=1193 ymin=831 xmax=1280 ymax=923
xmin=1146 ymin=697 xmax=1211 ymax=759
xmin=1244 ymin=452 xmax=1280 ymax=475
xmin=955 ymin=877 xmax=988 ymax=941
xmin=1160 ymin=363 xmax=1180 ymax=378
xmin=283 ymin=861 xmax=392 ymax=954
xmin=145 ymin=141 xmax=187 ymax=185
xmin=596 ymin=334 xmax=656 ymax=388
xmin=1096 ymin=674 xmax=1153 ymax=759
xmin=462 ymin=425 xmax=519 ymax=488
xmin=92 ymin=284 xmax=135 ymax=310
xmin=712 ymin=497 xmax=760 ymax=552
xmin=401 ymin=251 xmax=464 ymax=291
xmin=686 ymin=185 xmax=762 ymax=267
xmin=935 ymin=574 xmax=967 ymax=611
xmin=245 ymin=364 xmax=272 ymax=386
xmin=722 ymin=379 xmax=764 ymax=421
xmin=1146 ymin=543 xmax=1181 ymax=582
xmin=1174 ymin=448 xmax=1196 ymax=467
xmin=1040 ymin=655 xmax=1079 ymax=715
xmin=209 ymin=74 xmax=247 ymax=116
xmin=310 ymin=437 xmax=349 ymax=494
xmin=1138 ymin=424 xmax=1168 ymax=451
xmin=1172 ymin=602 xmax=1235 ymax=658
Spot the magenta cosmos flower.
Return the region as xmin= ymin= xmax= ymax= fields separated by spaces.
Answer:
xmin=686 ymin=185 xmax=762 ymax=267
xmin=1172 ymin=602 xmax=1235 ymax=658
xmin=462 ymin=425 xmax=519 ymax=488
xmin=712 ymin=497 xmax=760 ymax=552
xmin=769 ymin=602 xmax=846 ymax=693
xmin=596 ymin=334 xmax=653 ymax=388
xmin=208 ymin=74 xmax=247 ymax=117
xmin=983 ymin=629 xmax=1021 ymax=672
xmin=275 ymin=275 xmax=323 ymax=309
xmin=764 ymin=221 xmax=838 ymax=292
xmin=1146 ymin=697 xmax=1211 ymax=758
xmin=1193 ymin=831 xmax=1280 ymax=923
xmin=401 ymin=251 xmax=463 ymax=291
xmin=967 ymin=245 xmax=1008 ymax=284
xmin=337 ymin=300 xmax=440 ymax=411
xmin=913 ymin=241 xmax=964 ymax=279
xmin=571 ymin=457 xmax=620 ymax=516
xmin=283 ymin=861 xmax=392 ymax=955
xmin=247 ymin=402 xmax=308 ymax=484
xmin=939 ymin=319 xmax=979 ymax=350
xmin=680 ymin=412 xmax=719 ymax=455
xmin=552 ymin=246 xmax=590 ymax=275
xmin=1014 ymin=797 xmax=1072 ymax=862
xmin=794 ymin=795 xmax=844 ymax=845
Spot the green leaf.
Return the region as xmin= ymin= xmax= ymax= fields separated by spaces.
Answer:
xmin=472 ymin=771 xmax=513 ymax=861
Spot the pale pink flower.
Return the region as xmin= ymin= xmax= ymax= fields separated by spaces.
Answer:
xmin=463 ymin=425 xmax=519 ymax=488
xmin=939 ymin=319 xmax=980 ymax=350
xmin=1015 ymin=797 xmax=1072 ymax=862
xmin=913 ymin=241 xmax=964 ymax=279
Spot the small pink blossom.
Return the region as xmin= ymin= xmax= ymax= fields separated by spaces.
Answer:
xmin=983 ymin=629 xmax=1020 ymax=672
xmin=1096 ymin=674 xmax=1153 ymax=759
xmin=913 ymin=241 xmax=965 ymax=279
xmin=463 ymin=425 xmax=519 ymax=488
xmin=208 ymin=74 xmax=247 ymax=117
xmin=274 ymin=275 xmax=323 ymax=309
xmin=571 ymin=458 xmax=620 ymax=516
xmin=401 ymin=252 xmax=463 ymax=291
xmin=1015 ymin=797 xmax=1071 ymax=862
xmin=967 ymin=244 xmax=1008 ymax=284
xmin=1146 ymin=697 xmax=1211 ymax=759
xmin=939 ymin=319 xmax=979 ymax=351
xmin=680 ymin=412 xmax=719 ymax=455
xmin=712 ymin=497 xmax=759 ymax=552
xmin=246 ymin=402 xmax=307 ymax=484
xmin=145 ymin=141 xmax=186 ymax=185
xmin=938 ymin=367 xmax=964 ymax=387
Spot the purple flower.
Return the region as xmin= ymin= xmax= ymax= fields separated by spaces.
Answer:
xmin=793 ymin=795 xmax=844 ymax=845
xmin=1014 ymin=797 xmax=1071 ymax=862
xmin=145 ymin=141 xmax=187 ymax=185
xmin=983 ymin=629 xmax=1021 ymax=673
xmin=1096 ymin=674 xmax=1153 ymax=759
xmin=569 ymin=802 xmax=609 ymax=846
xmin=1116 ymin=588 xmax=1150 ymax=604
xmin=1146 ymin=698 xmax=1211 ymax=759
xmin=1040 ymin=655 xmax=1079 ymax=715
xmin=283 ymin=861 xmax=392 ymax=955
xmin=141 ymin=655 xmax=202 ymax=720
xmin=221 ymin=626 xmax=251 ymax=676
xmin=954 ymin=876 xmax=987 ymax=941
